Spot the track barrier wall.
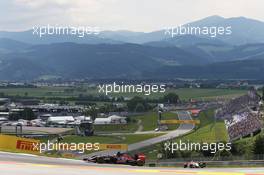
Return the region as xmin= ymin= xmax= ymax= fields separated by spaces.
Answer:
xmin=0 ymin=134 xmax=40 ymax=155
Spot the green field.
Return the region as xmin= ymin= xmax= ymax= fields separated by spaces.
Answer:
xmin=94 ymin=123 xmax=138 ymax=133
xmin=0 ymin=87 xmax=247 ymax=100
xmin=0 ymin=87 xmax=80 ymax=97
xmin=109 ymin=88 xmax=247 ymax=100
xmin=173 ymin=88 xmax=246 ymax=100
xmin=134 ymin=112 xmax=179 ymax=131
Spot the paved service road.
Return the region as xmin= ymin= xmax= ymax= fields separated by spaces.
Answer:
xmin=0 ymin=152 xmax=263 ymax=175
xmin=86 ymin=111 xmax=195 ymax=157
xmin=1 ymin=126 xmax=72 ymax=134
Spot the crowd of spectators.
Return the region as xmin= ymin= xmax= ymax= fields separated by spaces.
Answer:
xmin=216 ymin=89 xmax=263 ymax=141
xmin=216 ymin=89 xmax=261 ymax=120
xmin=227 ymin=112 xmax=263 ymax=141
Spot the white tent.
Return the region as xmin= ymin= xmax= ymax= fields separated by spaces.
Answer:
xmin=94 ymin=118 xmax=111 ymax=125
xmin=0 ymin=117 xmax=7 ymax=121
xmin=75 ymin=116 xmax=91 ymax=121
xmin=47 ymin=116 xmax=74 ymax=124
xmin=94 ymin=115 xmax=127 ymax=125
xmin=108 ymin=115 xmax=127 ymax=124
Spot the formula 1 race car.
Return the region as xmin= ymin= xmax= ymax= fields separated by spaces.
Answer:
xmin=184 ymin=161 xmax=206 ymax=168
xmin=83 ymin=152 xmax=146 ymax=166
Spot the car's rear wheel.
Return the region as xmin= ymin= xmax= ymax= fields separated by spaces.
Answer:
xmin=136 ymin=160 xmax=144 ymax=166
xmin=110 ymin=157 xmax=117 ymax=164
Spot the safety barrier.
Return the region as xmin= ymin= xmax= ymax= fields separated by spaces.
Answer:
xmin=160 ymin=120 xmax=200 ymax=125
xmin=0 ymin=134 xmax=40 ymax=155
xmin=99 ymin=144 xmax=128 ymax=151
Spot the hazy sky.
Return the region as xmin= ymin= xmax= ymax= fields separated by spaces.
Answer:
xmin=0 ymin=0 xmax=263 ymax=32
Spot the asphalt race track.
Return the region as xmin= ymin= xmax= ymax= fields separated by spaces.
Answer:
xmin=0 ymin=152 xmax=264 ymax=175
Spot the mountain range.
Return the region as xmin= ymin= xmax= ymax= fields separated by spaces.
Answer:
xmin=0 ymin=15 xmax=264 ymax=81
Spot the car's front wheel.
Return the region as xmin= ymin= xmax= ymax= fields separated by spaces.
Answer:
xmin=97 ymin=157 xmax=105 ymax=164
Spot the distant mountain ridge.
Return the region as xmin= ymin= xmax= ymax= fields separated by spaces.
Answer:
xmin=0 ymin=30 xmax=122 ymax=45
xmin=1 ymin=16 xmax=264 ymax=45
xmin=0 ymin=41 xmax=208 ymax=80
xmin=0 ymin=15 xmax=264 ymax=80
xmin=0 ymin=40 xmax=263 ymax=80
xmin=101 ymin=16 xmax=264 ymax=45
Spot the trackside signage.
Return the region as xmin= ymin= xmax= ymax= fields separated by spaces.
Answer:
xmin=0 ymin=135 xmax=40 ymax=155
xmin=160 ymin=120 xmax=200 ymax=125
xmin=99 ymin=144 xmax=128 ymax=151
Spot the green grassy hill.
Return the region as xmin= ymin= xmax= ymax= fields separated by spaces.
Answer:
xmin=134 ymin=112 xmax=179 ymax=131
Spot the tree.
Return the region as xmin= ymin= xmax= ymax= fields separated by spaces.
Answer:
xmin=9 ymin=113 xmax=20 ymax=121
xmin=262 ymin=87 xmax=264 ymax=100
xmin=9 ymin=108 xmax=36 ymax=121
xmin=116 ymin=96 xmax=125 ymax=102
xmin=134 ymin=103 xmax=145 ymax=112
xmin=253 ymin=134 xmax=264 ymax=155
xmin=85 ymin=106 xmax=98 ymax=120
xmin=21 ymin=108 xmax=36 ymax=120
xmin=0 ymin=92 xmax=5 ymax=97
xmin=163 ymin=93 xmax=179 ymax=104
xmin=127 ymin=96 xmax=149 ymax=112
xmin=59 ymin=100 xmax=69 ymax=105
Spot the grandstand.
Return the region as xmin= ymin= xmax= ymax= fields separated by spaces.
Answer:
xmin=226 ymin=112 xmax=263 ymax=141
xmin=216 ymin=88 xmax=261 ymax=120
xmin=216 ymin=88 xmax=263 ymax=141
